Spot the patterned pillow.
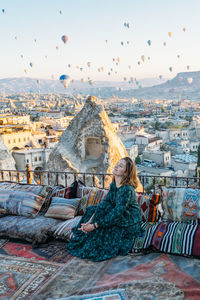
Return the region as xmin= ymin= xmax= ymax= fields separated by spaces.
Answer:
xmin=76 ymin=187 xmax=108 ymax=215
xmin=0 ymin=190 xmax=45 ymax=218
xmin=53 ymin=216 xmax=82 ymax=240
xmin=45 ymin=197 xmax=81 ymax=220
xmin=137 ymin=193 xmax=160 ymax=222
xmin=161 ymin=187 xmax=200 ymax=222
xmin=49 ymin=181 xmax=78 ymax=201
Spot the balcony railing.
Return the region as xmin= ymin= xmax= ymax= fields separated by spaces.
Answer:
xmin=0 ymin=164 xmax=200 ymax=193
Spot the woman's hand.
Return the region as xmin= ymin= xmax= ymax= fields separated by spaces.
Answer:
xmin=78 ymin=223 xmax=95 ymax=233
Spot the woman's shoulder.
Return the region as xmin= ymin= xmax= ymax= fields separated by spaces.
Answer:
xmin=119 ymin=184 xmax=135 ymax=193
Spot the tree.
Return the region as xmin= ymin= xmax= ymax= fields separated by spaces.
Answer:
xmin=135 ymin=155 xmax=141 ymax=164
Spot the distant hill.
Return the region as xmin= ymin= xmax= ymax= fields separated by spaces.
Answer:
xmin=114 ymin=71 xmax=200 ymax=100
xmin=0 ymin=76 xmax=167 ymax=95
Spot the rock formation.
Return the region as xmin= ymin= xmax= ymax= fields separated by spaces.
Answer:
xmin=46 ymin=96 xmax=129 ymax=187
xmin=0 ymin=137 xmax=16 ymax=170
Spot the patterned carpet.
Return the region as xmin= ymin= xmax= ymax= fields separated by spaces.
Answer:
xmin=0 ymin=254 xmax=64 ymax=299
xmin=33 ymin=252 xmax=200 ymax=300
xmin=1 ymin=239 xmax=200 ymax=299
xmin=0 ymin=239 xmax=72 ymax=263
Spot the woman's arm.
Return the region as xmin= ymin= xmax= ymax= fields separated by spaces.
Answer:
xmin=96 ymin=186 xmax=135 ymax=228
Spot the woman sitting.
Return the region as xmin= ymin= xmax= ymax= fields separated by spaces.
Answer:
xmin=66 ymin=157 xmax=144 ymax=262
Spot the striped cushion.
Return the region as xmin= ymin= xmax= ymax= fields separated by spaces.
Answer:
xmin=77 ymin=187 xmax=108 ymax=215
xmin=132 ymin=220 xmax=200 ymax=257
xmin=0 ymin=190 xmax=45 ymax=218
xmin=53 ymin=216 xmax=82 ymax=240
xmin=45 ymin=197 xmax=81 ymax=220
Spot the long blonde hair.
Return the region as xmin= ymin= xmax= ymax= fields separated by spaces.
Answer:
xmin=113 ymin=157 xmax=139 ymax=189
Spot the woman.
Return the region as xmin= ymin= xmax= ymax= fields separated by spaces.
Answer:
xmin=66 ymin=157 xmax=144 ymax=262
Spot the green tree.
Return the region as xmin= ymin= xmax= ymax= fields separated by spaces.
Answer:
xmin=135 ymin=155 xmax=141 ymax=164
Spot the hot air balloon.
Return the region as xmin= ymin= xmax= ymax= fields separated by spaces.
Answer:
xmin=87 ymin=62 xmax=91 ymax=67
xmin=59 ymin=10 xmax=63 ymax=14
xmin=177 ymin=54 xmax=180 ymax=58
xmin=2 ymin=9 xmax=5 ymax=13
xmin=163 ymin=42 xmax=167 ymax=46
xmin=24 ymin=69 xmax=28 ymax=73
xmin=116 ymin=57 xmax=120 ymax=63
xmin=121 ymin=41 xmax=124 ymax=46
xmin=124 ymin=22 xmax=127 ymax=27
xmin=141 ymin=55 xmax=145 ymax=62
xmin=29 ymin=62 xmax=34 ymax=68
xmin=101 ymin=67 xmax=104 ymax=71
xmin=147 ymin=40 xmax=151 ymax=46
xmin=113 ymin=58 xmax=115 ymax=62
xmin=168 ymin=32 xmax=172 ymax=37
xmin=169 ymin=66 xmax=173 ymax=72
xmin=183 ymin=27 xmax=186 ymax=32
xmin=59 ymin=74 xmax=71 ymax=88
xmin=187 ymin=65 xmax=190 ymax=70
xmin=61 ymin=35 xmax=68 ymax=44
xmin=187 ymin=77 xmax=193 ymax=84
xmin=137 ymin=61 xmax=141 ymax=65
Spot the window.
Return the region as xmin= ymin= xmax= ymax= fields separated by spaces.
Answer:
xmin=34 ymin=157 xmax=37 ymax=162
xmin=8 ymin=139 xmax=10 ymax=144
xmin=27 ymin=137 xmax=30 ymax=141
xmin=24 ymin=137 xmax=26 ymax=142
xmin=18 ymin=138 xmax=21 ymax=142
xmin=39 ymin=156 xmax=42 ymax=161
xmin=27 ymin=159 xmax=29 ymax=163
xmin=13 ymin=139 xmax=16 ymax=143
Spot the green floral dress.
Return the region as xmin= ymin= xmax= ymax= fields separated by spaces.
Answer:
xmin=66 ymin=182 xmax=144 ymax=262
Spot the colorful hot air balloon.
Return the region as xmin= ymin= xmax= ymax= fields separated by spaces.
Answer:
xmin=61 ymin=35 xmax=68 ymax=44
xmin=141 ymin=55 xmax=145 ymax=62
xmin=169 ymin=66 xmax=173 ymax=72
xmin=59 ymin=74 xmax=71 ymax=88
xmin=2 ymin=9 xmax=5 ymax=13
xmin=168 ymin=32 xmax=172 ymax=37
xmin=116 ymin=57 xmax=120 ymax=63
xmin=29 ymin=62 xmax=34 ymax=68
xmin=147 ymin=40 xmax=151 ymax=46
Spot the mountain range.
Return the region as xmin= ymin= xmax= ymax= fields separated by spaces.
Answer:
xmin=0 ymin=71 xmax=200 ymax=100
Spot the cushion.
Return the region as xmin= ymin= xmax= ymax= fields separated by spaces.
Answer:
xmin=50 ymin=181 xmax=78 ymax=200
xmin=161 ymin=187 xmax=200 ymax=222
xmin=131 ymin=220 xmax=200 ymax=258
xmin=52 ymin=216 xmax=82 ymax=240
xmin=77 ymin=187 xmax=108 ymax=215
xmin=45 ymin=197 xmax=81 ymax=220
xmin=0 ymin=215 xmax=62 ymax=245
xmin=0 ymin=190 xmax=45 ymax=218
xmin=76 ymin=180 xmax=85 ymax=198
xmin=137 ymin=193 xmax=160 ymax=222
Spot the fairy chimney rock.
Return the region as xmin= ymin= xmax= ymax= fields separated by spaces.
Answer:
xmin=47 ymin=96 xmax=128 ymax=175
xmin=0 ymin=137 xmax=16 ymax=170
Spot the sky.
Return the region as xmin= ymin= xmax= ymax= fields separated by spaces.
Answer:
xmin=1 ymin=0 xmax=200 ymax=82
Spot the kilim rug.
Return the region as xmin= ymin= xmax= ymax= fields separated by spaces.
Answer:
xmin=0 ymin=254 xmax=65 ymax=299
xmin=0 ymin=239 xmax=72 ymax=263
xmin=33 ymin=252 xmax=200 ymax=300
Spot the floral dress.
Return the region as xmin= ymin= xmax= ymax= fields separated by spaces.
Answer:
xmin=66 ymin=182 xmax=144 ymax=262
